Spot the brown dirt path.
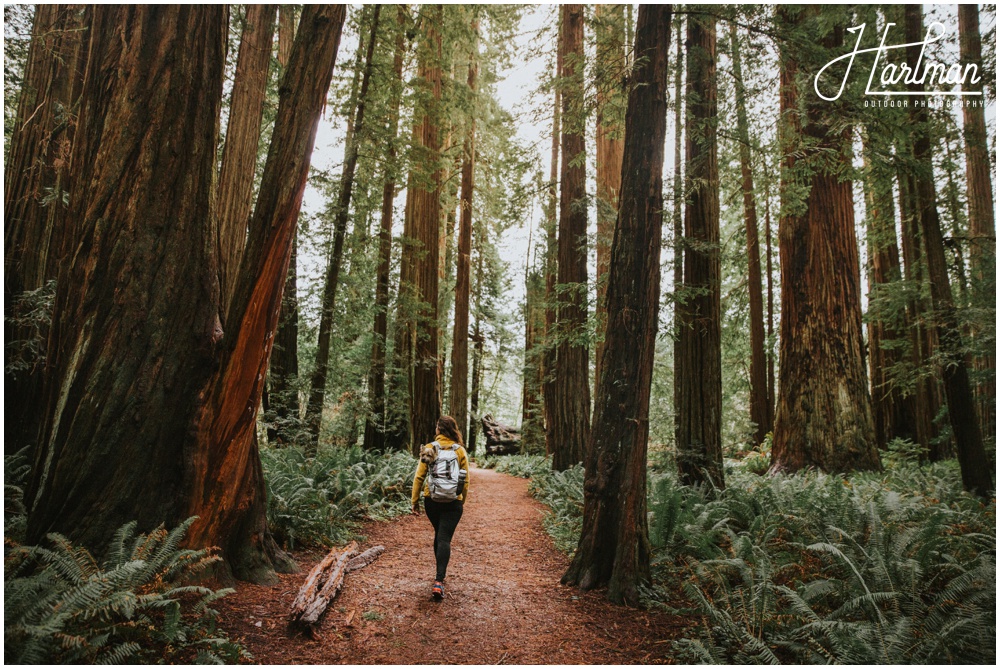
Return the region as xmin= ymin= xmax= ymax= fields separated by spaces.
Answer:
xmin=216 ymin=465 xmax=688 ymax=664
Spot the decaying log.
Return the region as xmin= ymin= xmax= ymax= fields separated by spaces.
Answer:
xmin=481 ymin=414 xmax=521 ymax=455
xmin=290 ymin=540 xmax=357 ymax=629
xmin=346 ymin=545 xmax=385 ymax=572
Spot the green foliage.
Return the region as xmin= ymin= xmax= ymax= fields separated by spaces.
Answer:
xmin=4 ymin=447 xmax=32 ymax=544
xmin=477 ymin=454 xmax=549 ymax=479
xmin=528 ymin=465 xmax=585 ymax=555
xmin=5 ymin=280 xmax=56 ymax=377
xmin=261 ymin=445 xmax=415 ymax=549
xmin=4 ymin=518 xmax=248 ymax=665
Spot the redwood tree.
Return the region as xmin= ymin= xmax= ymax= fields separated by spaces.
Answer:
xmin=542 ymin=19 xmax=561 ymax=458
xmin=563 ymin=3 xmax=671 ymax=606
xmin=770 ymin=6 xmax=879 ymax=474
xmin=27 ymin=5 xmax=347 ymax=582
xmin=675 ymin=10 xmax=723 ymax=488
xmin=728 ymin=21 xmax=770 ymax=447
xmin=903 ymin=5 xmax=990 ymax=496
xmin=958 ymin=3 xmax=995 ymax=443
xmin=550 ymin=4 xmax=590 ymax=471
xmin=450 ymin=28 xmax=479 ymax=441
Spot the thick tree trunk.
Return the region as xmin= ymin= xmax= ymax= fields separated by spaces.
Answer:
xmin=593 ymin=3 xmax=625 ymax=390
xmin=408 ymin=5 xmax=445 ymax=453
xmin=904 ymin=5 xmax=991 ymax=497
xmin=307 ymin=6 xmax=381 ymax=447
xmin=562 ymin=4 xmax=670 ymax=606
xmin=550 ymin=4 xmax=590 ymax=472
xmin=26 ymin=5 xmax=228 ymax=548
xmin=770 ymin=6 xmax=879 ymax=474
xmin=364 ymin=8 xmax=408 ymax=452
xmin=216 ymin=5 xmax=277 ymax=317
xmin=862 ymin=133 xmax=917 ymax=449
xmin=4 ymin=5 xmax=87 ymax=455
xmin=958 ymin=4 xmax=996 ymax=445
xmin=269 ymin=5 xmax=302 ymax=446
xmin=450 ymin=38 xmax=478 ymax=441
xmin=729 ymin=22 xmax=770 ymax=447
xmin=542 ymin=23 xmax=561 ymax=458
xmin=675 ymin=11 xmax=723 ymax=488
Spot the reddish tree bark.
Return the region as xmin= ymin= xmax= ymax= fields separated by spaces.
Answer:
xmin=216 ymin=5 xmax=277 ymax=317
xmin=550 ymin=4 xmax=590 ymax=472
xmin=903 ymin=5 xmax=990 ymax=496
xmin=770 ymin=6 xmax=879 ymax=474
xmin=542 ymin=16 xmax=561 ymax=458
xmin=364 ymin=7 xmax=408 ymax=451
xmin=675 ymin=12 xmax=723 ymax=488
xmin=593 ymin=3 xmax=625 ymax=390
xmin=958 ymin=4 xmax=995 ymax=444
xmin=307 ymin=6 xmax=381 ymax=446
xmin=729 ymin=22 xmax=771 ymax=447
xmin=449 ymin=36 xmax=478 ymax=441
xmin=563 ymin=3 xmax=671 ymax=606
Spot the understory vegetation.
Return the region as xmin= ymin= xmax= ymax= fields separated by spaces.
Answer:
xmin=480 ymin=449 xmax=996 ymax=664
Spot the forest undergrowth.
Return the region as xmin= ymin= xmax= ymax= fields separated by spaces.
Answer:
xmin=480 ymin=447 xmax=996 ymax=664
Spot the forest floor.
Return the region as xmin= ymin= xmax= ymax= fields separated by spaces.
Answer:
xmin=217 ymin=465 xmax=691 ymax=664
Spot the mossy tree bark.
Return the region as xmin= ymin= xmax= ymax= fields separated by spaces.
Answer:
xmin=563 ymin=3 xmax=671 ymax=606
xmin=675 ymin=9 xmax=723 ymax=488
xmin=770 ymin=6 xmax=879 ymax=474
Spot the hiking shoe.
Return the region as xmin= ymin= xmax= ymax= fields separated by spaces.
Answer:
xmin=431 ymin=581 xmax=444 ymax=600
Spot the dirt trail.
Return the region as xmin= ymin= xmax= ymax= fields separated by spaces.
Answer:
xmin=217 ymin=465 xmax=687 ymax=664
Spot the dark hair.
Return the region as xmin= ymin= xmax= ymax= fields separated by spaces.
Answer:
xmin=436 ymin=415 xmax=464 ymax=446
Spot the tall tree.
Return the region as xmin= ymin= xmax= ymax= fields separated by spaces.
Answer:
xmin=550 ymin=4 xmax=591 ymax=471
xmin=562 ymin=4 xmax=671 ymax=606
xmin=675 ymin=9 xmax=723 ymax=488
xmin=27 ymin=5 xmax=347 ymax=582
xmin=449 ymin=21 xmax=479 ymax=440
xmin=593 ymin=3 xmax=626 ymax=389
xmin=958 ymin=3 xmax=995 ymax=443
xmin=728 ymin=21 xmax=770 ymax=446
xmin=307 ymin=6 xmax=382 ymax=445
xmin=770 ymin=6 xmax=879 ymax=474
xmin=408 ymin=4 xmax=445 ymax=452
xmin=268 ymin=5 xmax=301 ymax=445
xmin=467 ymin=245 xmax=486 ymax=455
xmin=215 ymin=5 xmax=277 ymax=315
xmin=542 ymin=17 xmax=561 ymax=458
xmin=671 ymin=14 xmax=684 ymax=456
xmin=903 ymin=5 xmax=990 ymax=496
xmin=4 ymin=5 xmax=87 ymax=454
xmin=363 ymin=6 xmax=408 ymax=452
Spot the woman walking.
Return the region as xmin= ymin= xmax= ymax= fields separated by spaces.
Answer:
xmin=411 ymin=415 xmax=470 ymax=600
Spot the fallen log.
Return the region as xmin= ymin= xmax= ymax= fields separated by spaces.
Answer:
xmin=346 ymin=545 xmax=385 ymax=572
xmin=290 ymin=540 xmax=357 ymax=630
xmin=482 ymin=413 xmax=521 ymax=455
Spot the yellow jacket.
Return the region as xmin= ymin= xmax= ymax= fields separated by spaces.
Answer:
xmin=411 ymin=435 xmax=470 ymax=504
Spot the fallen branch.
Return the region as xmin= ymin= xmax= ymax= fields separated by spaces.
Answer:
xmin=290 ymin=540 xmax=357 ymax=630
xmin=346 ymin=545 xmax=385 ymax=572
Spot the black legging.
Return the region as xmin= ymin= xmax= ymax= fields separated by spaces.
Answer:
xmin=423 ymin=498 xmax=464 ymax=581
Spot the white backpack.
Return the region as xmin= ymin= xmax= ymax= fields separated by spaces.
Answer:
xmin=428 ymin=442 xmax=466 ymax=502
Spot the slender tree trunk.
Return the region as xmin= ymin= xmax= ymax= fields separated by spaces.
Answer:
xmin=671 ymin=15 xmax=684 ymax=456
xmin=307 ymin=6 xmax=381 ymax=447
xmin=468 ymin=249 xmax=485 ymax=455
xmin=862 ymin=132 xmax=917 ymax=449
xmin=364 ymin=7 xmax=408 ymax=451
xmin=904 ymin=5 xmax=991 ymax=496
xmin=764 ymin=165 xmax=775 ymax=422
xmin=959 ymin=4 xmax=996 ymax=444
xmin=216 ymin=5 xmax=277 ymax=317
xmin=550 ymin=4 xmax=590 ymax=472
xmin=269 ymin=5 xmax=301 ymax=446
xmin=593 ymin=3 xmax=625 ymax=390
xmin=770 ymin=6 xmax=879 ymax=474
xmin=562 ymin=4 xmax=671 ymax=606
xmin=542 ymin=19 xmax=561 ymax=458
xmin=729 ymin=22 xmax=770 ymax=447
xmin=4 ymin=5 xmax=87 ymax=455
xmin=675 ymin=10 xmax=723 ymax=488
xmin=408 ymin=5 xmax=445 ymax=453
xmin=521 ymin=268 xmax=546 ymax=449
xmin=449 ymin=30 xmax=478 ymax=440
